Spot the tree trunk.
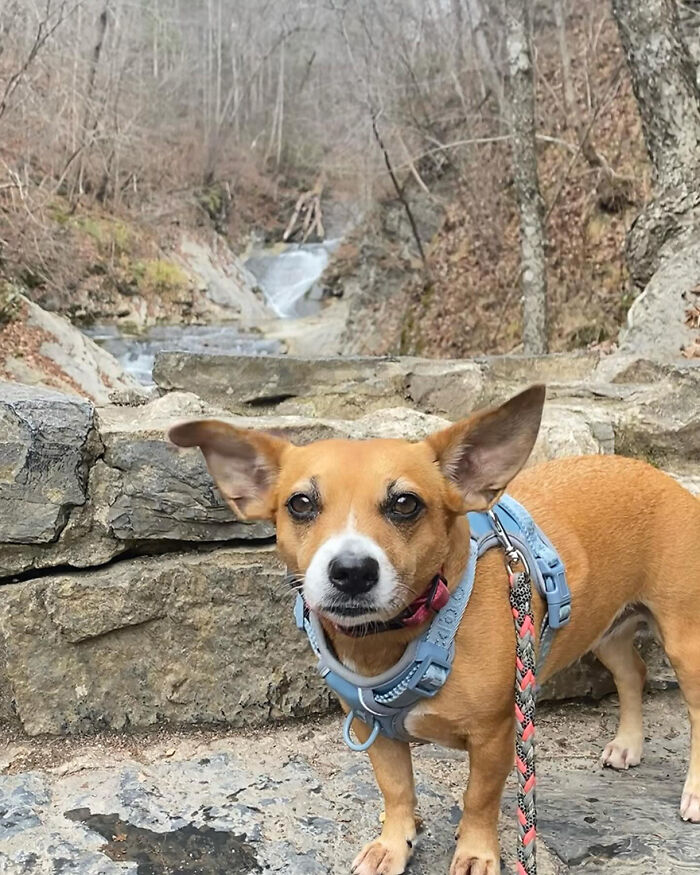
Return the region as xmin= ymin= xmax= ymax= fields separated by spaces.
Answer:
xmin=612 ymin=0 xmax=700 ymax=189
xmin=610 ymin=0 xmax=700 ymax=358
xmin=611 ymin=0 xmax=700 ymax=287
xmin=506 ymin=0 xmax=548 ymax=355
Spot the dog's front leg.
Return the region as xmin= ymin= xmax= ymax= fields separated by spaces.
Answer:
xmin=351 ymin=719 xmax=417 ymax=875
xmin=451 ymin=717 xmax=513 ymax=875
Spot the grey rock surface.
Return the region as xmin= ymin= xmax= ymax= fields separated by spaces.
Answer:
xmin=617 ymin=239 xmax=700 ymax=361
xmin=1 ymin=296 xmax=143 ymax=404
xmin=0 ymin=366 xmax=698 ymax=737
xmin=153 ymin=352 xmax=603 ymax=418
xmin=0 ymin=546 xmax=333 ymax=736
xmin=0 ymin=537 xmax=675 ymax=736
xmin=0 ymin=382 xmax=98 ymax=545
xmin=0 ymin=690 xmax=691 ymax=874
xmin=154 ymin=353 xmax=412 ymax=419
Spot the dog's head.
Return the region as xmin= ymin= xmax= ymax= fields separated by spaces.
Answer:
xmin=169 ymin=385 xmax=545 ymax=627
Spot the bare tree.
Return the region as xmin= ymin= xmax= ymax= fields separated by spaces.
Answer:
xmin=506 ymin=0 xmax=548 ymax=354
xmin=611 ymin=0 xmax=700 ymax=357
xmin=612 ymin=0 xmax=700 ymax=287
xmin=0 ymin=0 xmax=82 ymax=124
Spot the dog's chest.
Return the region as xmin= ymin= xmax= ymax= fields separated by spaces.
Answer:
xmin=403 ymin=702 xmax=468 ymax=750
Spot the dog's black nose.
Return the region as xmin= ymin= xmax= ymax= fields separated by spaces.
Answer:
xmin=328 ymin=553 xmax=379 ymax=595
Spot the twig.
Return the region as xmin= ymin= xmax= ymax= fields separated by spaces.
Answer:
xmin=0 ymin=1 xmax=84 ymax=124
xmin=372 ymin=112 xmax=429 ymax=274
xmin=544 ymin=61 xmax=625 ymax=223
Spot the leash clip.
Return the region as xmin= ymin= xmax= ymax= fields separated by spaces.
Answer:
xmin=487 ymin=510 xmax=530 ymax=577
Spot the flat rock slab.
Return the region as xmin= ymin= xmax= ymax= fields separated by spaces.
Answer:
xmin=0 ymin=691 xmax=693 ymax=874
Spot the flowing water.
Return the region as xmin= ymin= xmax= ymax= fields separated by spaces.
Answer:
xmin=85 ymin=239 xmax=339 ymax=384
xmin=245 ymin=239 xmax=339 ymax=318
xmin=83 ymin=324 xmax=282 ymax=385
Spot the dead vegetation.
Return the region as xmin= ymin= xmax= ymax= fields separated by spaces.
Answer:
xmin=0 ymin=0 xmax=667 ymax=356
xmin=392 ymin=2 xmax=650 ymax=357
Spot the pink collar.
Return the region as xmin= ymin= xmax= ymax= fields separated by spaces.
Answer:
xmin=333 ymin=574 xmax=451 ymax=637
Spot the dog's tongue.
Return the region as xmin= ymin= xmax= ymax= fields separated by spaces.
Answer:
xmin=400 ymin=575 xmax=450 ymax=627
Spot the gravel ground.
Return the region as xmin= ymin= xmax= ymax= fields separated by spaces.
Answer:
xmin=0 ymin=689 xmax=696 ymax=874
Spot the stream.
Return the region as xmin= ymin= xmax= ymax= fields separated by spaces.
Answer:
xmin=85 ymin=239 xmax=338 ymax=384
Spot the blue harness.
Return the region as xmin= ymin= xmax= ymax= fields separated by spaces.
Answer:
xmin=295 ymin=494 xmax=571 ymax=751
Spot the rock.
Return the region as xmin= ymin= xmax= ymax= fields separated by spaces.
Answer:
xmin=0 ymin=546 xmax=334 ymax=736
xmin=259 ymin=303 xmax=349 ymax=357
xmin=617 ymin=239 xmax=700 ymax=361
xmin=0 ymin=381 xmax=619 ymax=581
xmin=0 ymin=383 xmax=98 ymax=545
xmin=0 ymin=296 xmax=142 ymax=403
xmin=0 ymin=391 xmax=455 ymax=580
xmin=613 ymin=364 xmax=700 ymax=464
xmin=176 ymin=235 xmax=272 ymax=323
xmin=404 ymin=359 xmax=485 ymax=418
xmin=0 ymin=690 xmax=688 ymax=874
xmin=477 ymin=352 xmax=601 ymax=392
xmin=97 ymin=393 xmax=274 ymax=543
xmin=154 ymin=353 xmax=411 ymax=418
xmin=153 ymin=352 xmax=603 ymax=420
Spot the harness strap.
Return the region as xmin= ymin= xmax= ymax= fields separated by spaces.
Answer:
xmin=294 ymin=494 xmax=571 ymax=749
xmin=295 ymin=546 xmax=479 ymax=746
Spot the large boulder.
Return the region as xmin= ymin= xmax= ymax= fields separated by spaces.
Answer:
xmin=0 ymin=547 xmax=333 ymax=735
xmin=0 ymin=367 xmax=694 ymax=738
xmin=0 ymin=295 xmax=143 ymax=403
xmin=0 ymin=543 xmax=674 ymax=736
xmin=153 ymin=352 xmax=602 ymax=419
xmin=617 ymin=232 xmax=700 ymax=362
xmin=0 ymin=390 xmax=455 ymax=579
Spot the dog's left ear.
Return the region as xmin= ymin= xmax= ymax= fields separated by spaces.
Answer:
xmin=426 ymin=384 xmax=545 ymax=511
xmin=168 ymin=419 xmax=289 ymax=520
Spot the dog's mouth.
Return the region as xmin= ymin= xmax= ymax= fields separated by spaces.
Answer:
xmin=314 ymin=599 xmax=390 ymax=626
xmin=324 ymin=604 xmax=373 ymax=617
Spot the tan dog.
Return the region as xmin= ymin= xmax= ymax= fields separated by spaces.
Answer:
xmin=169 ymin=386 xmax=700 ymax=875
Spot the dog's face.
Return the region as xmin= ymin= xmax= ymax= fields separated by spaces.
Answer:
xmin=169 ymin=386 xmax=544 ymax=626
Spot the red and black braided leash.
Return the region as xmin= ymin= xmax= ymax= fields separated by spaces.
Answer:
xmin=510 ymin=568 xmax=537 ymax=875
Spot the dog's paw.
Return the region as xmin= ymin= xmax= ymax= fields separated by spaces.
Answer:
xmin=600 ymin=738 xmax=642 ymax=770
xmin=680 ymin=791 xmax=700 ymax=823
xmin=351 ymin=838 xmax=413 ymax=875
xmin=449 ymin=848 xmax=499 ymax=875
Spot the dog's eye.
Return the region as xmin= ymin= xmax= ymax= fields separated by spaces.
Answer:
xmin=387 ymin=492 xmax=423 ymax=520
xmin=286 ymin=492 xmax=317 ymax=520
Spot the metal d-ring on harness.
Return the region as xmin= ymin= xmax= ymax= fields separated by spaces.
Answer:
xmin=295 ymin=494 xmax=571 ymax=875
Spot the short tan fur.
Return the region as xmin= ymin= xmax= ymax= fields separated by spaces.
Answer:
xmin=169 ymin=386 xmax=700 ymax=875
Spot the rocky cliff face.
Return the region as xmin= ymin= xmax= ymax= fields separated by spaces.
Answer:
xmin=0 ymin=352 xmax=696 ymax=736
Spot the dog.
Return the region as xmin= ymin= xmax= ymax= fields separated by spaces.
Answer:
xmin=169 ymin=385 xmax=700 ymax=875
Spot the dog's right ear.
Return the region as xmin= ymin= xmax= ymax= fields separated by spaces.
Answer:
xmin=168 ymin=419 xmax=289 ymax=520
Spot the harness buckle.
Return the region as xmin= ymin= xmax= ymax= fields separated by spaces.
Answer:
xmin=411 ymin=640 xmax=453 ymax=696
xmin=542 ymin=565 xmax=571 ymax=628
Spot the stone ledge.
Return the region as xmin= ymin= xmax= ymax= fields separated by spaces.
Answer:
xmin=0 ymin=546 xmax=334 ymax=736
xmin=0 ymin=543 xmax=675 ymax=737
